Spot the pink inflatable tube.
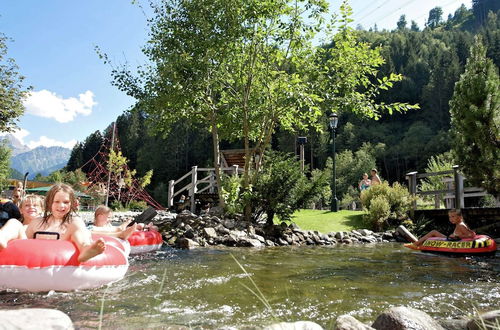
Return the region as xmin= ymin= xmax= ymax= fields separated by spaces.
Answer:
xmin=128 ymin=230 xmax=163 ymax=255
xmin=0 ymin=239 xmax=129 ymax=292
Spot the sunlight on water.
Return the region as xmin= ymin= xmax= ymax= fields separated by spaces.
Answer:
xmin=0 ymin=243 xmax=498 ymax=328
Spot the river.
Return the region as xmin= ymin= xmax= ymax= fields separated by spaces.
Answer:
xmin=1 ymin=243 xmax=498 ymax=328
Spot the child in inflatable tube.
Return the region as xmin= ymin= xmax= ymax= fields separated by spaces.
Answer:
xmin=0 ymin=184 xmax=106 ymax=263
xmin=89 ymin=205 xmax=138 ymax=239
xmin=405 ymin=209 xmax=475 ymax=249
xmin=0 ymin=194 xmax=44 ymax=237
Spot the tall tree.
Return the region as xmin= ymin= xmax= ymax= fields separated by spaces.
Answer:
xmin=473 ymin=0 xmax=500 ymax=26
xmin=65 ymin=142 xmax=84 ymax=171
xmin=105 ymin=0 xmax=330 ymax=211
xmin=427 ymin=7 xmax=443 ymax=29
xmin=315 ymin=2 xmax=418 ymax=121
xmin=0 ymin=33 xmax=31 ymax=133
xmin=0 ymin=141 xmax=11 ymax=190
xmin=396 ymin=15 xmax=407 ymax=31
xmin=449 ymin=36 xmax=499 ymax=196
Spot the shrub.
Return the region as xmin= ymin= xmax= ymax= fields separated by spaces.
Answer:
xmin=360 ymin=182 xmax=415 ymax=231
xmin=368 ymin=196 xmax=391 ymax=231
xmin=128 ymin=200 xmax=148 ymax=211
xmin=220 ymin=174 xmax=243 ymax=216
xmin=249 ymin=151 xmax=329 ymax=224
xmin=340 ymin=186 xmax=360 ymax=210
xmin=110 ymin=200 xmax=126 ymax=211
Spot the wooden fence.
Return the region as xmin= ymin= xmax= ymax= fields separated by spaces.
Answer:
xmin=406 ymin=165 xmax=488 ymax=210
xmin=168 ymin=165 xmax=242 ymax=212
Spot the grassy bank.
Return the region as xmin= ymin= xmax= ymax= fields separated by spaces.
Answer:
xmin=276 ymin=209 xmax=367 ymax=233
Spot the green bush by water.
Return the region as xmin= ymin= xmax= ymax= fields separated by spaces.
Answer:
xmin=360 ymin=182 xmax=415 ymax=231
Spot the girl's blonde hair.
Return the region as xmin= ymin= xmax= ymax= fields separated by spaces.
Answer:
xmin=21 ymin=194 xmax=44 ymax=210
xmin=42 ymin=183 xmax=78 ymax=226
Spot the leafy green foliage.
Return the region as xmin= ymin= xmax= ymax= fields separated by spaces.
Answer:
xmin=334 ymin=142 xmax=384 ymax=200
xmin=0 ymin=141 xmax=12 ymax=190
xmin=314 ymin=1 xmax=419 ymax=120
xmin=360 ymin=182 xmax=415 ymax=231
xmin=420 ymin=152 xmax=455 ymax=205
xmin=220 ymin=174 xmax=243 ymax=216
xmin=127 ymin=200 xmax=148 ymax=211
xmin=340 ymin=186 xmax=361 ymax=210
xmin=0 ymin=34 xmax=31 ymax=133
xmin=250 ymin=151 xmax=328 ymax=224
xmin=449 ymin=36 xmax=500 ymax=196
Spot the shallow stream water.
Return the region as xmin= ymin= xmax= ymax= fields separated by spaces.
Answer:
xmin=1 ymin=243 xmax=499 ymax=329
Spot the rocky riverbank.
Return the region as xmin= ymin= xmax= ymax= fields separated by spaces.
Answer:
xmin=110 ymin=209 xmax=404 ymax=249
xmin=2 ymin=306 xmax=498 ymax=329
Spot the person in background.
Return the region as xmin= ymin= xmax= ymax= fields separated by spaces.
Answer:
xmin=370 ymin=169 xmax=381 ymax=185
xmin=12 ymin=181 xmax=24 ymax=207
xmin=0 ymin=198 xmax=21 ymax=229
xmin=89 ymin=205 xmax=137 ymax=240
xmin=358 ymin=173 xmax=371 ymax=192
xmin=19 ymin=194 xmax=44 ymax=228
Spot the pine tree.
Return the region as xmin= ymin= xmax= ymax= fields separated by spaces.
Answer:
xmin=449 ymin=36 xmax=500 ymax=196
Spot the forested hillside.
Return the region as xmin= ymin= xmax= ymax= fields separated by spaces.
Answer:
xmin=66 ymin=1 xmax=500 ymax=204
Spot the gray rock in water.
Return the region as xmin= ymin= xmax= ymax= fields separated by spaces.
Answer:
xmin=238 ymin=237 xmax=263 ymax=248
xmin=438 ymin=318 xmax=468 ymax=330
xmin=263 ymin=321 xmax=323 ymax=330
xmin=177 ymin=237 xmax=200 ymax=249
xmin=358 ymin=229 xmax=374 ymax=236
xmin=250 ymin=233 xmax=266 ymax=243
xmin=278 ymin=238 xmax=289 ymax=246
xmin=372 ymin=306 xmax=444 ymax=330
xmin=265 ymin=239 xmax=275 ymax=246
xmin=0 ymin=308 xmax=74 ymax=329
xmin=335 ymin=315 xmax=374 ymax=330
xmin=466 ymin=310 xmax=500 ymax=330
xmin=203 ymin=227 xmax=218 ymax=239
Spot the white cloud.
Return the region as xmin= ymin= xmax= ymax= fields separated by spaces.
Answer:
xmin=23 ymin=89 xmax=97 ymax=123
xmin=0 ymin=128 xmax=30 ymax=144
xmin=27 ymin=136 xmax=77 ymax=149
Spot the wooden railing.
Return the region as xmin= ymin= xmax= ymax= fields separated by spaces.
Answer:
xmin=406 ymin=165 xmax=487 ymax=210
xmin=168 ymin=165 xmax=242 ymax=212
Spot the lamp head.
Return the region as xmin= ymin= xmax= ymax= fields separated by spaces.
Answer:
xmin=328 ymin=113 xmax=338 ymax=130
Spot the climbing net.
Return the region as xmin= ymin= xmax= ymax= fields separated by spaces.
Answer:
xmin=79 ymin=125 xmax=164 ymax=210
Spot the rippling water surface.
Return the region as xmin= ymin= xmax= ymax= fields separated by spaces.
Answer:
xmin=1 ymin=243 xmax=498 ymax=329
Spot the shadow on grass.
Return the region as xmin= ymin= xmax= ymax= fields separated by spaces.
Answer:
xmin=341 ymin=213 xmax=368 ymax=229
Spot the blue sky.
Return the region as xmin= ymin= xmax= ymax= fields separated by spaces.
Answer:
xmin=0 ymin=0 xmax=469 ymax=150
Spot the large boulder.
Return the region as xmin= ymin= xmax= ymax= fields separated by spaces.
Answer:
xmin=264 ymin=321 xmax=323 ymax=330
xmin=203 ymin=227 xmax=218 ymax=239
xmin=335 ymin=315 xmax=374 ymax=330
xmin=372 ymin=306 xmax=444 ymax=330
xmin=0 ymin=308 xmax=74 ymax=329
xmin=176 ymin=237 xmax=200 ymax=249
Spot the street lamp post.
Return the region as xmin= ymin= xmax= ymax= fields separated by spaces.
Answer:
xmin=329 ymin=113 xmax=339 ymax=212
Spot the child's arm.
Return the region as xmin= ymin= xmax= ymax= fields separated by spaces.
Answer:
xmin=25 ymin=217 xmax=43 ymax=239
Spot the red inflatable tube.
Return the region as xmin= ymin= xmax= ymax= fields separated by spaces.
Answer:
xmin=128 ymin=230 xmax=163 ymax=254
xmin=408 ymin=235 xmax=497 ymax=255
xmin=91 ymin=234 xmax=131 ymax=257
xmin=0 ymin=239 xmax=129 ymax=292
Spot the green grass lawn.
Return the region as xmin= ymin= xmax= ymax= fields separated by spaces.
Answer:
xmin=276 ymin=209 xmax=367 ymax=233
